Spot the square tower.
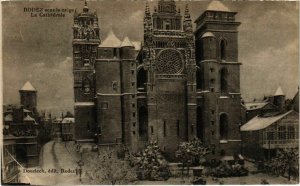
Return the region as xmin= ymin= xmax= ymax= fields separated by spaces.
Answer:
xmin=72 ymin=1 xmax=100 ymax=140
xmin=194 ymin=1 xmax=242 ymax=157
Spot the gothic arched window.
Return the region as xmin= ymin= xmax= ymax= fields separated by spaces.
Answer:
xmin=138 ymin=106 xmax=148 ymax=141
xmin=137 ymin=68 xmax=147 ymax=91
xmin=219 ymin=113 xmax=228 ymax=140
xmin=220 ymin=68 xmax=228 ymax=93
xmin=220 ymin=39 xmax=227 ymax=60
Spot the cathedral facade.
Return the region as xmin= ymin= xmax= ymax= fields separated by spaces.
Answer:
xmin=73 ymin=0 xmax=242 ymax=159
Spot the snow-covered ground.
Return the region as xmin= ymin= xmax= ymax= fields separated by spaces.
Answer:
xmin=18 ymin=141 xmax=298 ymax=185
xmin=19 ymin=140 xmax=81 ymax=185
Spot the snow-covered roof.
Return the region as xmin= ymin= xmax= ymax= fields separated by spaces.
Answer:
xmin=53 ymin=118 xmax=63 ymax=122
xmin=274 ymin=86 xmax=284 ymax=96
xmin=201 ymin=32 xmax=215 ymax=38
xmin=20 ymin=81 xmax=36 ymax=92
xmin=206 ymin=1 xmax=230 ymax=12
xmin=24 ymin=115 xmax=35 ymax=122
xmin=99 ymin=30 xmax=122 ymax=48
xmin=240 ymin=110 xmax=293 ymax=131
xmin=120 ymin=37 xmax=134 ymax=47
xmin=132 ymin=41 xmax=142 ymax=51
xmin=244 ymin=102 xmax=269 ymax=111
xmin=62 ymin=117 xmax=75 ymax=124
xmin=75 ymin=102 xmax=95 ymax=106
xmin=4 ymin=114 xmax=13 ymax=122
xmin=24 ymin=109 xmax=31 ymax=113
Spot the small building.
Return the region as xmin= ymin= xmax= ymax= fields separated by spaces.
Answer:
xmin=242 ymin=101 xmax=278 ymax=122
xmin=241 ymin=87 xmax=299 ymax=160
xmin=3 ymin=81 xmax=39 ymax=167
xmin=51 ymin=117 xmax=63 ymax=139
xmin=241 ymin=110 xmax=299 ymax=160
xmin=1 ymin=135 xmax=20 ymax=184
xmin=61 ymin=117 xmax=75 ymax=141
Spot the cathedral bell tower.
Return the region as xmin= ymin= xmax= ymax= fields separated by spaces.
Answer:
xmin=140 ymin=0 xmax=197 ymax=159
xmin=194 ymin=1 xmax=242 ymax=157
xmin=73 ymin=1 xmax=101 ymax=140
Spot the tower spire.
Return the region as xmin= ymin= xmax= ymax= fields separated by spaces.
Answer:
xmin=183 ymin=4 xmax=192 ymax=33
xmin=145 ymin=2 xmax=151 ymax=17
xmin=144 ymin=1 xmax=152 ymax=32
xmin=83 ymin=0 xmax=89 ymax=12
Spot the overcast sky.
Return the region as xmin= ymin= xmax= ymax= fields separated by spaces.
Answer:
xmin=2 ymin=0 xmax=299 ymax=116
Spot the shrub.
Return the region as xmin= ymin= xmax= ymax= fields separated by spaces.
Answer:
xmin=133 ymin=141 xmax=171 ymax=181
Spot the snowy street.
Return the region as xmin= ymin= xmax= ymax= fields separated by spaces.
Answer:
xmin=19 ymin=140 xmax=81 ymax=185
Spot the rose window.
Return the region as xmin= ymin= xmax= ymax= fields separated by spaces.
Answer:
xmin=155 ymin=49 xmax=183 ymax=74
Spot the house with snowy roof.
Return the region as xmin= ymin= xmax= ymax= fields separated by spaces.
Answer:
xmin=3 ymin=81 xmax=39 ymax=167
xmin=240 ymin=87 xmax=299 ymax=160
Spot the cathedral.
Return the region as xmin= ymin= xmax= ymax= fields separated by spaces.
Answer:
xmin=72 ymin=0 xmax=242 ymax=159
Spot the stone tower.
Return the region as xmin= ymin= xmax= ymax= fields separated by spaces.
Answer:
xmin=19 ymin=81 xmax=37 ymax=114
xmin=95 ymin=30 xmax=138 ymax=150
xmin=72 ymin=1 xmax=101 ymax=140
xmin=140 ymin=0 xmax=197 ymax=158
xmin=274 ymin=86 xmax=285 ymax=110
xmin=194 ymin=1 xmax=242 ymax=157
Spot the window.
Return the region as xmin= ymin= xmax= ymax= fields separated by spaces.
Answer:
xmin=211 ymin=110 xmax=215 ymax=114
xmin=132 ymin=112 xmax=136 ymax=117
xmin=191 ymin=124 xmax=194 ymax=134
xmin=133 ymin=122 xmax=136 ymax=127
xmin=220 ymin=39 xmax=227 ymax=60
xmin=131 ymin=70 xmax=134 ymax=75
xmin=137 ymin=68 xmax=147 ymax=91
xmin=132 ymin=104 xmax=135 ymax=108
xmin=133 ymin=131 xmax=136 ymax=135
xmin=211 ymin=130 xmax=215 ymax=135
xmin=196 ymin=67 xmax=202 ymax=90
xmin=278 ymin=126 xmax=286 ymax=140
xmin=211 ymin=121 xmax=215 ymax=125
xmin=113 ymin=48 xmax=117 ymax=57
xmin=131 ymin=82 xmax=135 ymax=87
xmin=219 ymin=114 xmax=228 ymax=140
xmin=210 ymin=87 xmax=214 ymax=92
xmin=210 ymin=68 xmax=214 ymax=73
xmin=138 ymin=107 xmax=148 ymax=140
xmin=288 ymin=126 xmax=295 ymax=139
xmin=267 ymin=131 xmax=274 ymax=140
xmin=151 ymin=126 xmax=154 ymax=135
xmin=210 ymin=79 xmax=215 ymax=84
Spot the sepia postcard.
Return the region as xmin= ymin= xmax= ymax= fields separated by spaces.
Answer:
xmin=1 ymin=0 xmax=299 ymax=185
